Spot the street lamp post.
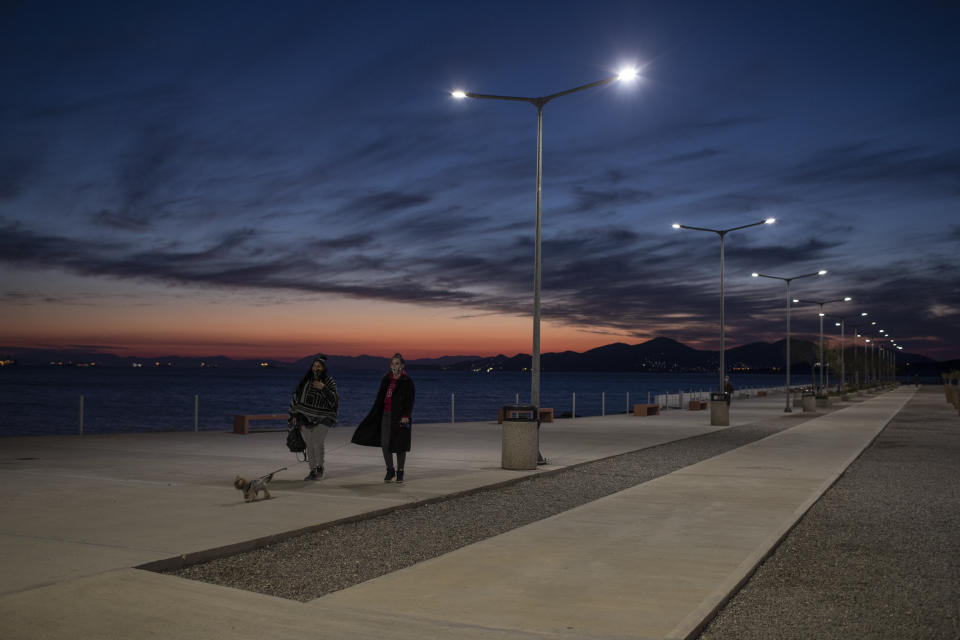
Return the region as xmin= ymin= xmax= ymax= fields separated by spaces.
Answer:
xmin=834 ymin=321 xmax=844 ymax=392
xmin=452 ymin=68 xmax=638 ymax=411
xmin=830 ymin=312 xmax=868 ymax=393
xmin=870 ymin=335 xmax=898 ymax=383
xmin=847 ymin=315 xmax=870 ymax=388
xmin=751 ymin=269 xmax=826 ymax=411
xmin=673 ymin=218 xmax=775 ymax=395
xmin=853 ymin=331 xmax=862 ymax=387
xmin=794 ymin=297 xmax=851 ymax=396
xmin=863 ymin=321 xmax=882 ymax=386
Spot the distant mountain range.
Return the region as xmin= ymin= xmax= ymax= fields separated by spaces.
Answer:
xmin=424 ymin=337 xmax=938 ymax=374
xmin=3 ymin=337 xmax=950 ymax=375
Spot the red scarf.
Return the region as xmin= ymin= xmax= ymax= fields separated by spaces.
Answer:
xmin=384 ymin=373 xmax=404 ymax=412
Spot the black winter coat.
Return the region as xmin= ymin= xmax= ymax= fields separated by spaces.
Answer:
xmin=351 ymin=373 xmax=415 ymax=452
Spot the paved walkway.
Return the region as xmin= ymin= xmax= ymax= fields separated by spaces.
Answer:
xmin=0 ymin=388 xmax=912 ymax=639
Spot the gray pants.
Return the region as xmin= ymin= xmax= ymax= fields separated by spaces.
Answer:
xmin=381 ymin=411 xmax=406 ymax=470
xmin=300 ymin=423 xmax=329 ymax=470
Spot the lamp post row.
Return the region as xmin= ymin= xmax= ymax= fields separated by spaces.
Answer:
xmin=751 ymin=270 xmax=825 ymax=411
xmin=451 ymin=65 xmax=902 ymax=415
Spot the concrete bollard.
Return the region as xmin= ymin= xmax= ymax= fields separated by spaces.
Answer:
xmin=502 ymin=420 xmax=538 ymax=470
xmin=802 ymin=394 xmax=817 ymax=412
xmin=709 ymin=393 xmax=729 ymax=426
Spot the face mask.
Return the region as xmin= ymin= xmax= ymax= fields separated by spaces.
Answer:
xmin=390 ymin=364 xmax=402 ymax=376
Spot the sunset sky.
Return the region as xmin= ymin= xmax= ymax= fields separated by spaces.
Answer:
xmin=2 ymin=1 xmax=959 ymax=361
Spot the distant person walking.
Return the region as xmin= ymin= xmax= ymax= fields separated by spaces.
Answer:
xmin=724 ymin=375 xmax=734 ymax=404
xmin=352 ymin=353 xmax=415 ymax=483
xmin=289 ymin=355 xmax=339 ymax=480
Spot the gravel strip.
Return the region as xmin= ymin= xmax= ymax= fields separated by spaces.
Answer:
xmin=699 ymin=386 xmax=960 ymax=640
xmin=167 ymin=410 xmax=821 ymax=602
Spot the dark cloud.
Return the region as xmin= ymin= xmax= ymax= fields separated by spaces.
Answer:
xmin=91 ymin=209 xmax=152 ymax=232
xmin=692 ymin=191 xmax=799 ymax=214
xmin=728 ymin=238 xmax=846 ymax=268
xmin=0 ymin=153 xmax=36 ymax=200
xmin=784 ymin=142 xmax=960 ymax=193
xmin=624 ymin=115 xmax=770 ymax=149
xmin=2 ymin=215 xmax=958 ymax=357
xmin=657 ymin=148 xmax=725 ymax=166
xmin=570 ymin=185 xmax=654 ymax=212
xmin=344 ymin=190 xmax=432 ymax=215
xmin=302 ymin=232 xmax=377 ymax=252
xmin=117 ymin=125 xmax=186 ymax=215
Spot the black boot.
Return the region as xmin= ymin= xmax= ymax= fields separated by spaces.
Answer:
xmin=384 ymin=467 xmax=395 ymax=483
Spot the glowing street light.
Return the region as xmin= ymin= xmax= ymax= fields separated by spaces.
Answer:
xmin=673 ymin=218 xmax=775 ymax=404
xmin=751 ymin=268 xmax=826 ymax=411
xmin=451 ymin=67 xmax=640 ymax=411
xmin=829 ymin=311 xmax=868 ymax=392
xmin=794 ymin=296 xmax=851 ymax=395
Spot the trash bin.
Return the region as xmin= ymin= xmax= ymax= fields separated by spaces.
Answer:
xmin=801 ymin=392 xmax=816 ymax=412
xmin=709 ymin=392 xmax=729 ymax=426
xmin=501 ymin=404 xmax=539 ymax=470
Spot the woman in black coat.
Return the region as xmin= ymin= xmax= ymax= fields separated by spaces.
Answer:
xmin=351 ymin=353 xmax=415 ymax=483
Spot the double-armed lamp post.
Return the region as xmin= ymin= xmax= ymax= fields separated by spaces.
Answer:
xmin=794 ymin=297 xmax=851 ymax=395
xmin=751 ymin=269 xmax=826 ymax=411
xmin=672 ymin=219 xmax=775 ymax=394
xmin=831 ymin=312 xmax=868 ymax=391
xmin=451 ymin=68 xmax=639 ymax=410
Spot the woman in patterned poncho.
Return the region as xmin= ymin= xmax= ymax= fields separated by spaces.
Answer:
xmin=289 ymin=354 xmax=339 ymax=480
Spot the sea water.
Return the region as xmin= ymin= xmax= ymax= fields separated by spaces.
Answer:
xmin=0 ymin=366 xmax=797 ymax=437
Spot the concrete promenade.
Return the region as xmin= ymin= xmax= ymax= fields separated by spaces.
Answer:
xmin=0 ymin=388 xmax=912 ymax=639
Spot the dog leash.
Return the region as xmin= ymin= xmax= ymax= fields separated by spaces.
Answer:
xmin=257 ymin=466 xmax=288 ymax=481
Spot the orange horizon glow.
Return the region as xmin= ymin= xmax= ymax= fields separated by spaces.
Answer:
xmin=3 ymin=280 xmax=950 ymax=360
xmin=0 ymin=326 xmax=656 ymax=361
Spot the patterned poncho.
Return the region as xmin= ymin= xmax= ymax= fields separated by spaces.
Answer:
xmin=289 ymin=370 xmax=339 ymax=427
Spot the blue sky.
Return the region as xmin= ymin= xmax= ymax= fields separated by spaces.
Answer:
xmin=2 ymin=0 xmax=959 ymax=359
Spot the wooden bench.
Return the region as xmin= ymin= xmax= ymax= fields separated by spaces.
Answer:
xmin=687 ymin=400 xmax=708 ymax=411
xmin=233 ymin=413 xmax=288 ymax=435
xmin=633 ymin=403 xmax=660 ymax=416
xmin=497 ymin=408 xmax=554 ymax=424
xmin=756 ymin=390 xmax=767 ymax=397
